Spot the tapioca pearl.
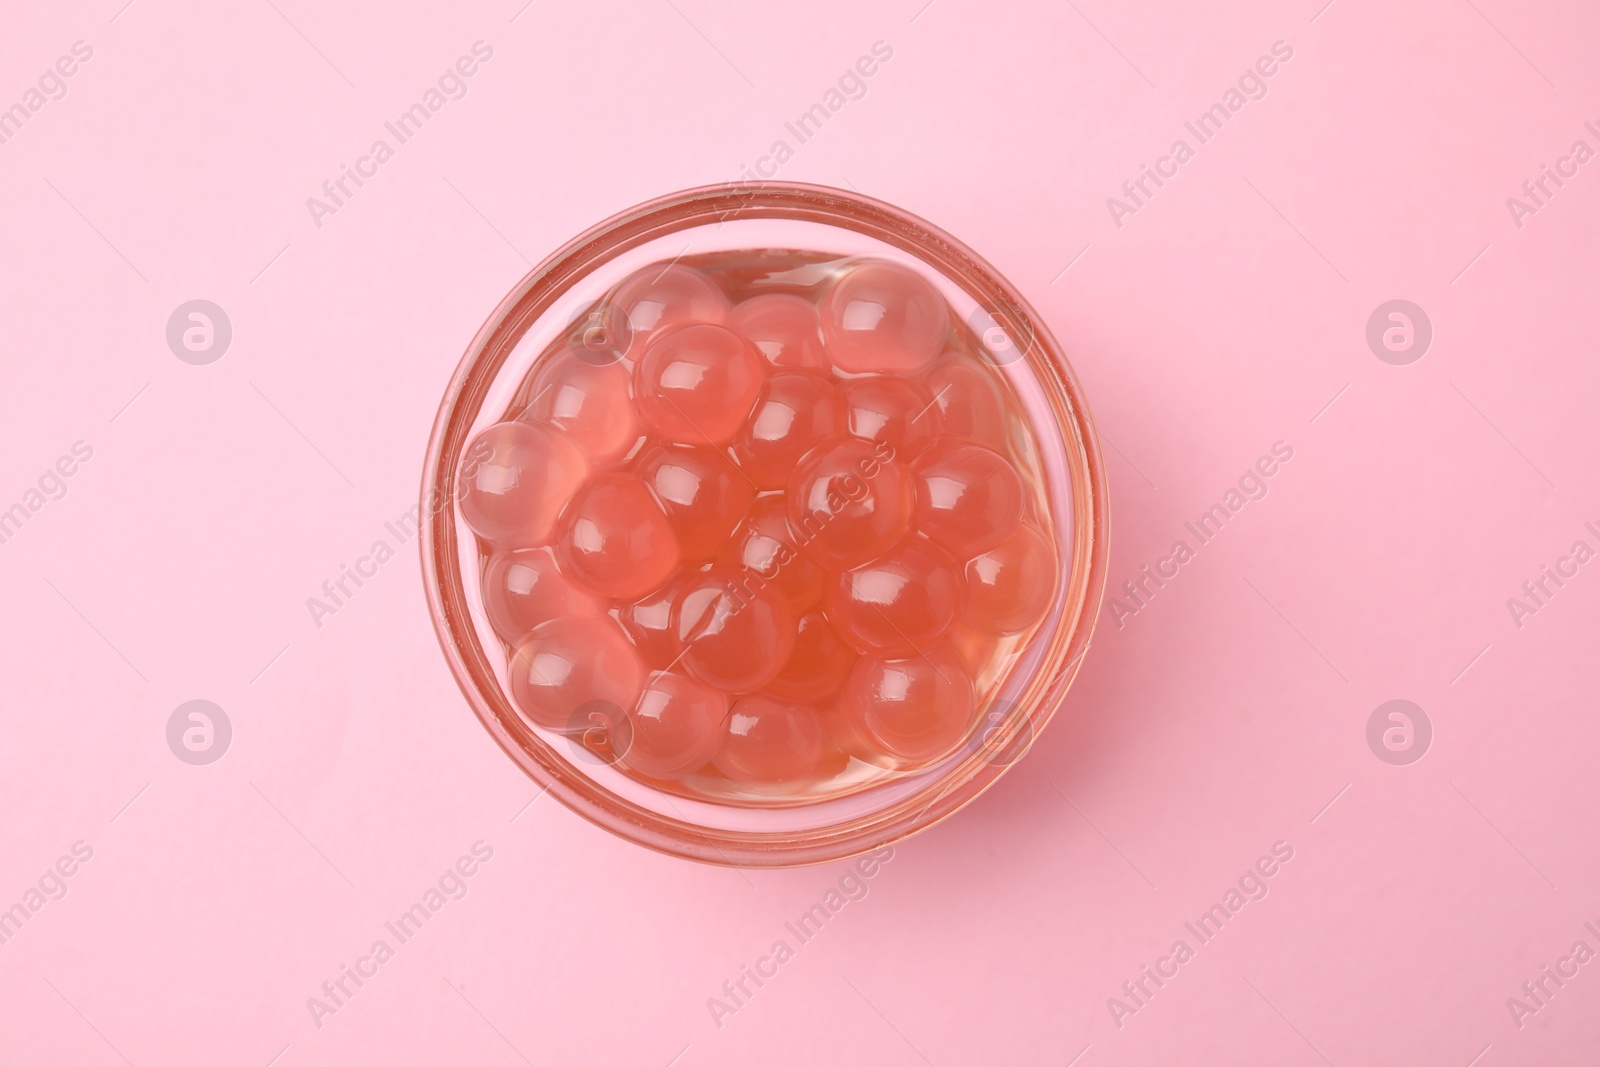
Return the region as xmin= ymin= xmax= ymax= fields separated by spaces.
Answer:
xmin=635 ymin=323 xmax=766 ymax=446
xmin=841 ymin=651 xmax=976 ymax=767
xmin=964 ymin=524 xmax=1058 ymax=633
xmin=764 ymin=612 xmax=856 ymax=702
xmin=618 ymin=575 xmax=686 ymax=669
xmin=786 ymin=438 xmax=914 ymax=567
xmin=507 ymin=616 xmax=643 ymax=733
xmin=731 ymin=293 xmax=828 ymax=372
xmin=713 ymin=695 xmax=829 ymax=784
xmin=458 ymin=420 xmax=588 ymax=546
xmin=620 ymin=671 xmax=729 ymax=779
xmin=925 ymin=358 xmax=1009 ymax=451
xmin=610 ymin=264 xmax=730 ymax=356
xmin=482 ymin=547 xmax=601 ymax=644
xmin=819 ymin=259 xmax=947 ymax=374
xmin=716 ymin=496 xmax=826 ymax=613
xmin=556 ymin=473 xmax=681 ymax=600
xmin=635 ymin=442 xmax=757 ymax=561
xmin=840 ymin=375 xmax=942 ymax=461
xmin=826 ymin=537 xmax=964 ymax=655
xmin=524 ymin=347 xmax=640 ymax=465
xmin=912 ymin=441 xmax=1024 ymax=558
xmin=731 ymin=373 xmax=842 ymax=491
xmin=674 ymin=571 xmax=795 ymax=694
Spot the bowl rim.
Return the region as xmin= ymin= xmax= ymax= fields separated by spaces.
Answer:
xmin=419 ymin=180 xmax=1110 ymax=868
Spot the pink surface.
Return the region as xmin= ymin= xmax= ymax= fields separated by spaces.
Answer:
xmin=2 ymin=0 xmax=1597 ymax=1063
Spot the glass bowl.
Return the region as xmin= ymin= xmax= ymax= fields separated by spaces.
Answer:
xmin=420 ymin=181 xmax=1109 ymax=867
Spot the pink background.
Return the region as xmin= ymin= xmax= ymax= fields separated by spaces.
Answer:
xmin=2 ymin=0 xmax=1597 ymax=1063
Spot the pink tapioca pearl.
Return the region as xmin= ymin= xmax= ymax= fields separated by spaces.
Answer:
xmin=556 ymin=473 xmax=681 ymax=599
xmin=841 ymin=651 xmax=976 ymax=767
xmin=819 ymin=259 xmax=947 ymax=374
xmin=840 ymin=375 xmax=943 ymax=462
xmin=731 ymin=293 xmax=828 ymax=372
xmin=508 ymin=616 xmax=643 ymax=732
xmin=481 ymin=547 xmax=601 ymax=643
xmin=925 ymin=358 xmax=1009 ymax=451
xmin=610 ymin=264 xmax=730 ymax=356
xmin=731 ymin=373 xmax=842 ymax=491
xmin=523 ymin=347 xmax=640 ymax=466
xmin=713 ymin=695 xmax=829 ymax=785
xmin=827 ymin=537 xmax=964 ymax=655
xmin=674 ymin=571 xmax=795 ymax=694
xmin=964 ymin=524 xmax=1058 ymax=633
xmin=786 ymin=439 xmax=914 ymax=567
xmin=620 ymin=671 xmax=729 ymax=779
xmin=635 ymin=323 xmax=766 ymax=446
xmin=765 ymin=612 xmax=856 ymax=702
xmin=716 ymin=497 xmax=826 ymax=613
xmin=912 ymin=441 xmax=1024 ymax=558
xmin=635 ymin=442 xmax=757 ymax=561
xmin=458 ymin=420 xmax=588 ymax=547
xmin=617 ymin=575 xmax=686 ymax=670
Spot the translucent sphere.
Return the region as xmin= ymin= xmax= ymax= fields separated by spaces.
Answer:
xmin=926 ymin=358 xmax=1008 ymax=451
xmin=841 ymin=375 xmax=942 ymax=461
xmin=841 ymin=651 xmax=975 ymax=766
xmin=713 ymin=695 xmax=829 ymax=784
xmin=458 ymin=420 xmax=587 ymax=546
xmin=508 ymin=616 xmax=643 ymax=732
xmin=636 ymin=443 xmax=757 ymax=561
xmin=912 ymin=441 xmax=1024 ymax=558
xmin=827 ymin=537 xmax=964 ymax=655
xmin=610 ymin=264 xmax=730 ymax=356
xmin=524 ymin=347 xmax=640 ymax=465
xmin=674 ymin=571 xmax=795 ymax=694
xmin=732 ymin=293 xmax=828 ymax=372
xmin=819 ymin=259 xmax=947 ymax=374
xmin=732 ymin=373 xmax=842 ymax=490
xmin=635 ymin=323 xmax=765 ymax=446
xmin=964 ymin=524 xmax=1058 ymax=633
xmin=786 ymin=439 xmax=914 ymax=567
xmin=556 ymin=474 xmax=681 ymax=599
xmin=481 ymin=547 xmax=601 ymax=643
xmin=621 ymin=671 xmax=729 ymax=779
xmin=717 ymin=496 xmax=827 ymax=613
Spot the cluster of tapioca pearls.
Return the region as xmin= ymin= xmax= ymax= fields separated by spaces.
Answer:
xmin=457 ymin=256 xmax=1059 ymax=792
